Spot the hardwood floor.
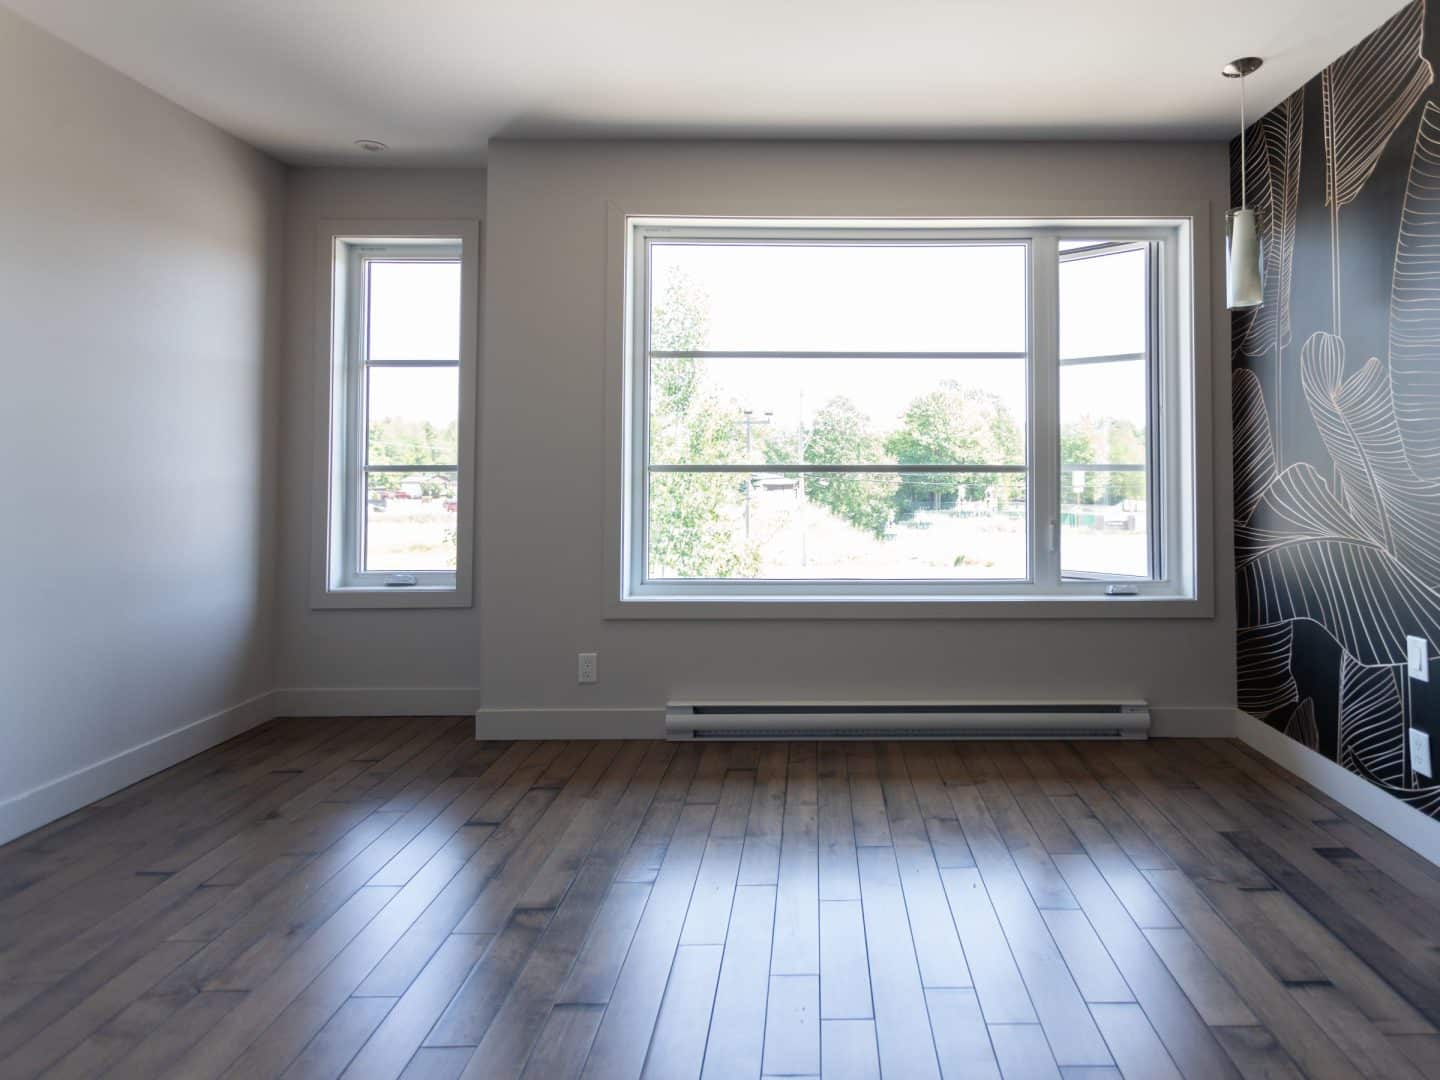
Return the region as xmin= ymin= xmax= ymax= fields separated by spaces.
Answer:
xmin=2 ymin=722 xmax=1439 ymax=1077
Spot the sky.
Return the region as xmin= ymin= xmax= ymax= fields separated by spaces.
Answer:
xmin=369 ymin=261 xmax=461 ymax=362
xmin=356 ymin=242 xmax=1151 ymax=446
xmin=364 ymin=261 xmax=463 ymax=429
xmin=367 ymin=366 xmax=458 ymax=431
xmin=649 ymin=240 xmax=1149 ymax=447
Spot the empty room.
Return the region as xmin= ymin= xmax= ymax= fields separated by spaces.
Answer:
xmin=5 ymin=0 xmax=1440 ymax=1076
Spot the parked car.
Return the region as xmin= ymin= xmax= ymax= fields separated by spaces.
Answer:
xmin=1103 ymin=506 xmax=1135 ymax=530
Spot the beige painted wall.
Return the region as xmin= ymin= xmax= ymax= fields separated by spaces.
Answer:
xmin=478 ymin=140 xmax=1237 ymax=721
xmin=0 ymin=8 xmax=284 ymax=822
xmin=0 ymin=15 xmax=1241 ymax=829
xmin=274 ymin=167 xmax=486 ymax=698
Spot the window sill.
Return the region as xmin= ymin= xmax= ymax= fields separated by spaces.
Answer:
xmin=606 ymin=593 xmax=1209 ymax=620
xmin=312 ymin=586 xmax=472 ymax=611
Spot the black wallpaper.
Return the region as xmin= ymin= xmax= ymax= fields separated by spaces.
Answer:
xmin=1233 ymin=0 xmax=1440 ymax=813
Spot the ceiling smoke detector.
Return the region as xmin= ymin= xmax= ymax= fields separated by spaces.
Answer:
xmin=354 ymin=139 xmax=389 ymax=153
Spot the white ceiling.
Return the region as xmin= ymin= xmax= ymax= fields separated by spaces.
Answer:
xmin=1 ymin=0 xmax=1412 ymax=165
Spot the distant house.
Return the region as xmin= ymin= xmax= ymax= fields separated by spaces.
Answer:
xmin=750 ymin=472 xmax=799 ymax=493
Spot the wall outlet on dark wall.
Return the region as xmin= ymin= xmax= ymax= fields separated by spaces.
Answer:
xmin=1412 ymin=728 xmax=1433 ymax=778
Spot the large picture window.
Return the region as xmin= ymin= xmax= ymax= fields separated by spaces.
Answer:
xmin=622 ymin=219 xmax=1194 ymax=603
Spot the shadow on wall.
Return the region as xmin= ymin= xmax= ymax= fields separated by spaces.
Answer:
xmin=1233 ymin=0 xmax=1440 ymax=813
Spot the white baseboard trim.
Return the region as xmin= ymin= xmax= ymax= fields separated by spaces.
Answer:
xmin=273 ymin=687 xmax=484 ymax=717
xmin=474 ymin=704 xmax=1236 ymax=741
xmin=1148 ymin=706 xmax=1239 ymax=738
xmin=476 ymin=707 xmax=666 ymax=740
xmin=1 ymin=685 xmax=482 ymax=847
xmin=0 ymin=690 xmax=276 ymax=847
xmin=1235 ymin=709 xmax=1440 ymax=869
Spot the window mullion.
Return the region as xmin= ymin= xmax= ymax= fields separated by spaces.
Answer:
xmin=1030 ymin=235 xmax=1061 ymax=589
xmin=634 ymin=236 xmax=654 ymax=592
xmin=361 ymin=358 xmax=461 ymax=368
xmin=1147 ymin=240 xmax=1164 ymax=581
xmin=346 ymin=247 xmax=368 ymax=582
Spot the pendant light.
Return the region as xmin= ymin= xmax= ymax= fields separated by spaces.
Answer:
xmin=1223 ymin=56 xmax=1264 ymax=310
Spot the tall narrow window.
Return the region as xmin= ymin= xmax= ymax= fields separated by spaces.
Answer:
xmin=322 ymin=234 xmax=472 ymax=601
xmin=623 ymin=219 xmax=1193 ymax=604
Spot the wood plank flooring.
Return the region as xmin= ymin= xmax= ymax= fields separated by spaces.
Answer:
xmin=3 ymin=722 xmax=1440 ymax=1077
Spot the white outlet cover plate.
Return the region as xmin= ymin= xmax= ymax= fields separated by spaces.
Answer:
xmin=1411 ymin=728 xmax=1433 ymax=778
xmin=1409 ymin=636 xmax=1430 ymax=682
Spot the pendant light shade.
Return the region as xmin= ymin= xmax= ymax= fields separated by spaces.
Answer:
xmin=1226 ymin=207 xmax=1263 ymax=308
xmin=1223 ymin=56 xmax=1264 ymax=311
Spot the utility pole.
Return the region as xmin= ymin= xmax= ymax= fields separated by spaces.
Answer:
xmin=741 ymin=408 xmax=772 ymax=538
xmin=797 ymin=391 xmax=807 ymax=567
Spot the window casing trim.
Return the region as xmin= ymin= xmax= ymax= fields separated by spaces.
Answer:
xmin=617 ymin=217 xmax=1198 ymax=607
xmin=309 ymin=220 xmax=479 ymax=610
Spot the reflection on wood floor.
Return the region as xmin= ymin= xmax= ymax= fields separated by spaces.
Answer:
xmin=1 ymin=719 xmax=1439 ymax=1078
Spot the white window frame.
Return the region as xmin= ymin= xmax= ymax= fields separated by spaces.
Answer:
xmin=617 ymin=217 xmax=1198 ymax=610
xmin=310 ymin=220 xmax=479 ymax=609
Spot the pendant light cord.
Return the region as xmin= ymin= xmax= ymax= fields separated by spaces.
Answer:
xmin=1239 ymin=74 xmax=1247 ymax=209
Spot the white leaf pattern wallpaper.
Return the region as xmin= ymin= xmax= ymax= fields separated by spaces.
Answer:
xmin=1233 ymin=0 xmax=1440 ymax=813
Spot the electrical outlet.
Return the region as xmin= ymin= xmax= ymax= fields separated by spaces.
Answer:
xmin=578 ymin=652 xmax=598 ymax=684
xmin=1411 ymin=728 xmax=1433 ymax=778
xmin=1409 ymin=635 xmax=1430 ymax=682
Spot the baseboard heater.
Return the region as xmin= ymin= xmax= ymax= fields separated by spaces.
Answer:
xmin=665 ymin=701 xmax=1150 ymax=741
